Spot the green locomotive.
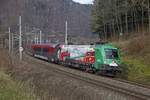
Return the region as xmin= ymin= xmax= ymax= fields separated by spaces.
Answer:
xmin=93 ymin=44 xmax=121 ymax=75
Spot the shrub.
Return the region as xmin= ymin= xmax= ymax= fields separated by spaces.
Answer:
xmin=122 ymin=57 xmax=150 ymax=85
xmin=0 ymin=72 xmax=36 ymax=100
xmin=127 ymin=34 xmax=150 ymax=61
xmin=114 ymin=34 xmax=150 ymax=85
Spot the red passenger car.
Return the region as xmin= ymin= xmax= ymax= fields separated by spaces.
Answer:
xmin=30 ymin=44 xmax=60 ymax=62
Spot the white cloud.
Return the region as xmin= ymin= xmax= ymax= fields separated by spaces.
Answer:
xmin=72 ymin=0 xmax=94 ymax=4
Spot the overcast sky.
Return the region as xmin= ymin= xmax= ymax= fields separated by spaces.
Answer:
xmin=72 ymin=0 xmax=94 ymax=4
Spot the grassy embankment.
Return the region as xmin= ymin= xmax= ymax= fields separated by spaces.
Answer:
xmin=0 ymin=50 xmax=36 ymax=100
xmin=114 ymin=34 xmax=150 ymax=85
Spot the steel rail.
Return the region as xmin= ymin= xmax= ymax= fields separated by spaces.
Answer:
xmin=114 ymin=78 xmax=150 ymax=89
xmin=25 ymin=54 xmax=150 ymax=100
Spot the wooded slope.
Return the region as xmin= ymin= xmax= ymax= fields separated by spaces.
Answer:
xmin=91 ymin=0 xmax=150 ymax=39
xmin=0 ymin=0 xmax=92 ymax=36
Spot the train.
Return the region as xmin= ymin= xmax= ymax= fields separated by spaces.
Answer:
xmin=26 ymin=43 xmax=122 ymax=76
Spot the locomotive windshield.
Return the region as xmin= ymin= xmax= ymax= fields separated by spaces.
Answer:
xmin=105 ymin=49 xmax=119 ymax=59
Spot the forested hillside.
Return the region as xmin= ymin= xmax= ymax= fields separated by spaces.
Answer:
xmin=91 ymin=0 xmax=150 ymax=39
xmin=0 ymin=0 xmax=92 ymax=36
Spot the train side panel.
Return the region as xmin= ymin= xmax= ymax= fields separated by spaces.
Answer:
xmin=31 ymin=44 xmax=58 ymax=61
xmin=58 ymin=45 xmax=95 ymax=64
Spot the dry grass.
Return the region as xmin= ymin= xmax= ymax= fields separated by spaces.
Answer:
xmin=0 ymin=72 xmax=36 ymax=100
xmin=126 ymin=34 xmax=150 ymax=64
xmin=0 ymin=49 xmax=36 ymax=100
xmin=114 ymin=34 xmax=150 ymax=85
xmin=114 ymin=34 xmax=150 ymax=64
xmin=0 ymin=49 xmax=13 ymax=73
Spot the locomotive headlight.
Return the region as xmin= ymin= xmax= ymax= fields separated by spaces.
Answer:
xmin=109 ymin=61 xmax=118 ymax=67
xmin=89 ymin=57 xmax=92 ymax=61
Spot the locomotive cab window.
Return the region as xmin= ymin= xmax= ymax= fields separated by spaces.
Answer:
xmin=105 ymin=49 xmax=119 ymax=59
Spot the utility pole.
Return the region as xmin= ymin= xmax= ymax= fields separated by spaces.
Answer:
xmin=40 ymin=30 xmax=42 ymax=44
xmin=8 ymin=27 xmax=11 ymax=53
xmin=12 ymin=32 xmax=13 ymax=54
xmin=65 ymin=21 xmax=68 ymax=45
xmin=36 ymin=35 xmax=39 ymax=44
xmin=19 ymin=16 xmax=23 ymax=61
xmin=34 ymin=35 xmax=36 ymax=44
xmin=27 ymin=37 xmax=29 ymax=45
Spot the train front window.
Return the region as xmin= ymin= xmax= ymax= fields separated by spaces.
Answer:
xmin=105 ymin=49 xmax=119 ymax=59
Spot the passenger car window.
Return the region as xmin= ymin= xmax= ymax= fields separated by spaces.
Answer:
xmin=35 ymin=47 xmax=41 ymax=52
xmin=43 ymin=48 xmax=48 ymax=53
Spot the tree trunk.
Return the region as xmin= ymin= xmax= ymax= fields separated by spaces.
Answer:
xmin=115 ymin=0 xmax=120 ymax=40
xmin=133 ymin=8 xmax=137 ymax=33
xmin=132 ymin=11 xmax=134 ymax=32
xmin=119 ymin=15 xmax=123 ymax=33
xmin=103 ymin=24 xmax=107 ymax=40
xmin=148 ymin=0 xmax=150 ymax=33
xmin=125 ymin=11 xmax=128 ymax=34
xmin=116 ymin=16 xmax=120 ymax=34
xmin=112 ymin=20 xmax=116 ymax=37
xmin=141 ymin=5 xmax=144 ymax=33
xmin=109 ymin=23 xmax=113 ymax=39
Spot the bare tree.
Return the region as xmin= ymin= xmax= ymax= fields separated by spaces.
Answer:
xmin=148 ymin=0 xmax=150 ymax=32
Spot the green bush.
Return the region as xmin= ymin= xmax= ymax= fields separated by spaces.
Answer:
xmin=121 ymin=57 xmax=150 ymax=85
xmin=114 ymin=34 xmax=150 ymax=85
xmin=0 ymin=72 xmax=36 ymax=100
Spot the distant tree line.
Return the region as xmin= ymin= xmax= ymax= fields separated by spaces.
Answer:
xmin=91 ymin=0 xmax=150 ymax=40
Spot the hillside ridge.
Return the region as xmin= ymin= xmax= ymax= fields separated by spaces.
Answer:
xmin=0 ymin=0 xmax=92 ymax=36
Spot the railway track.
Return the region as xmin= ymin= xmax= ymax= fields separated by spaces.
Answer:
xmin=25 ymin=54 xmax=150 ymax=100
xmin=115 ymin=78 xmax=150 ymax=89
